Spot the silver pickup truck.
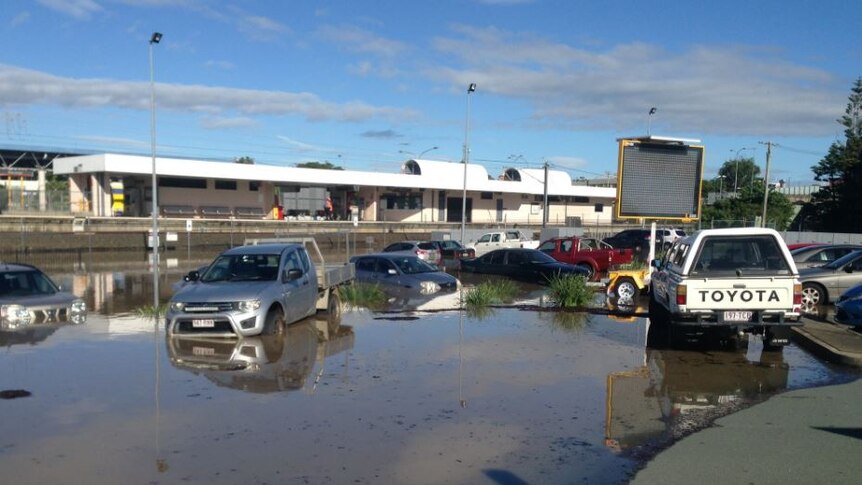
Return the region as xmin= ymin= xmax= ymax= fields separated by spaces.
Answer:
xmin=166 ymin=238 xmax=354 ymax=338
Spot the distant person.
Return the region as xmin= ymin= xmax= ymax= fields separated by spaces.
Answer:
xmin=324 ymin=196 xmax=334 ymax=220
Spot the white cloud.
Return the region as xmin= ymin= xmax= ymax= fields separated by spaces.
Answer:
xmin=237 ymin=14 xmax=289 ymax=41
xmin=316 ymin=24 xmax=409 ymax=58
xmin=10 ymin=11 xmax=31 ymax=26
xmin=430 ymin=26 xmax=844 ymax=137
xmin=546 ymin=156 xmax=588 ymax=169
xmin=275 ymin=136 xmax=340 ymax=155
xmin=200 ymin=116 xmax=257 ymax=130
xmin=0 ymin=64 xmax=416 ymax=123
xmin=37 ymin=0 xmax=102 ymax=19
xmin=76 ymin=135 xmax=147 ymax=148
xmin=204 ymin=60 xmax=236 ymax=70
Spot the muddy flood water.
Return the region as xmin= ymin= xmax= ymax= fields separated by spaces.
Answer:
xmin=1 ymin=253 xmax=857 ymax=485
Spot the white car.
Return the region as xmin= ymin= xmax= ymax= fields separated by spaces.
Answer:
xmin=656 ymin=228 xmax=686 ymax=250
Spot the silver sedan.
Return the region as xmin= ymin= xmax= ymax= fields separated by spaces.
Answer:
xmin=799 ymin=249 xmax=862 ymax=306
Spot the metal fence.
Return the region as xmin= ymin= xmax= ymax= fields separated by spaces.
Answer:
xmin=2 ymin=189 xmax=70 ymax=213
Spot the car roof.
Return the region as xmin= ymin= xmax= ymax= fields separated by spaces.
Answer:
xmin=222 ymin=243 xmax=300 ymax=255
xmin=352 ymin=253 xmax=422 ymax=261
xmin=0 ymin=262 xmax=43 ymax=273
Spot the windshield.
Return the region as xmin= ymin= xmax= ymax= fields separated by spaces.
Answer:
xmin=392 ymin=256 xmax=437 ymax=274
xmin=824 ymin=250 xmax=862 ymax=270
xmin=0 ymin=270 xmax=59 ymax=297
xmin=690 ymin=235 xmax=791 ymax=276
xmin=201 ymin=253 xmax=281 ymax=282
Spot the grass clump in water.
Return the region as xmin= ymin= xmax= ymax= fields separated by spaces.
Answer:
xmin=341 ymin=282 xmax=388 ymax=309
xmin=462 ymin=279 xmax=518 ymax=307
xmin=136 ymin=304 xmax=167 ymax=318
xmin=546 ymin=274 xmax=594 ymax=308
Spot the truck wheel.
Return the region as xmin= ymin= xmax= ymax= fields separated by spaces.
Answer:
xmin=614 ymin=277 xmax=638 ymax=300
xmin=801 ymin=283 xmax=826 ymax=309
xmin=576 ymin=263 xmax=595 ymax=280
xmin=326 ymin=290 xmax=342 ymax=333
xmin=263 ymin=307 xmax=285 ymax=336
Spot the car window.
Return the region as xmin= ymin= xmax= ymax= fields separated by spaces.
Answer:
xmin=377 ymin=259 xmax=397 ymax=274
xmin=298 ymin=248 xmax=311 ymax=272
xmin=506 ymin=231 xmax=521 ymax=240
xmin=691 ymin=236 xmax=790 ymax=276
xmin=283 ymin=251 xmax=303 ymax=274
xmin=491 ymin=234 xmax=501 ymax=242
xmin=478 ymin=235 xmax=491 ymax=243
xmin=417 ymin=242 xmax=435 ymax=250
xmin=538 ymin=241 xmax=556 ymax=253
xmin=489 ymin=251 xmax=505 ymax=264
xmin=1 ymin=270 xmax=59 ymax=297
xmin=355 ymin=258 xmax=375 ymax=272
xmin=562 ymin=240 xmax=574 ymax=252
xmin=507 ymin=251 xmax=525 ymax=265
xmin=393 ymin=257 xmax=436 ymax=274
xmin=441 ymin=241 xmax=458 ymax=250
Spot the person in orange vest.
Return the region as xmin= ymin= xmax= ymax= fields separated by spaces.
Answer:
xmin=324 ymin=196 xmax=334 ymax=220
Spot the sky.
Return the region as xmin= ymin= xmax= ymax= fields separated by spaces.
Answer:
xmin=1 ymin=0 xmax=860 ymax=185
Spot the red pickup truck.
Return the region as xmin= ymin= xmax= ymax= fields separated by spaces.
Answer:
xmin=537 ymin=237 xmax=634 ymax=280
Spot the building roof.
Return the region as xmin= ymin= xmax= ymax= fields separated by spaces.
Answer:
xmin=53 ymin=153 xmax=616 ymax=199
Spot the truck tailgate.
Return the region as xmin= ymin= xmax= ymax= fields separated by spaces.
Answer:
xmin=684 ymin=279 xmax=794 ymax=310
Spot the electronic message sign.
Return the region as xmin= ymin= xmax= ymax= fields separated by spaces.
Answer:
xmin=615 ymin=137 xmax=704 ymax=220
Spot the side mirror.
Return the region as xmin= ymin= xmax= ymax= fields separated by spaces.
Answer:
xmin=285 ymin=268 xmax=303 ymax=281
xmin=387 ymin=268 xmax=398 ymax=276
xmin=650 ymin=259 xmax=661 ymax=269
xmin=844 ymin=265 xmax=855 ymax=274
xmin=184 ymin=270 xmax=200 ymax=282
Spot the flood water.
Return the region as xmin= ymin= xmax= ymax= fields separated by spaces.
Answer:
xmin=0 ymin=253 xmax=856 ymax=485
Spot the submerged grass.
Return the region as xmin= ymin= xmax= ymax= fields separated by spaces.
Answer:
xmin=136 ymin=304 xmax=167 ymax=318
xmin=462 ymin=279 xmax=518 ymax=307
xmin=545 ymin=274 xmax=595 ymax=308
xmin=341 ymin=282 xmax=388 ymax=310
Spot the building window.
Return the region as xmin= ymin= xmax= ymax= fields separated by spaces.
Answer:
xmin=159 ymin=177 xmax=206 ymax=189
xmin=381 ymin=193 xmax=423 ymax=210
xmin=480 ymin=192 xmax=493 ymax=200
xmin=216 ymin=180 xmax=237 ymax=190
xmin=574 ymin=196 xmax=589 ymax=203
xmin=249 ymin=181 xmax=260 ymax=191
xmin=594 ymin=203 xmax=604 ymax=212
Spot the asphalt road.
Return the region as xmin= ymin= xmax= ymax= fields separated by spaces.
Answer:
xmin=630 ymin=376 xmax=862 ymax=484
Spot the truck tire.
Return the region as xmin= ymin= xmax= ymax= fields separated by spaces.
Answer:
xmin=263 ymin=307 xmax=286 ymax=336
xmin=614 ymin=277 xmax=638 ymax=300
xmin=763 ymin=326 xmax=791 ymax=351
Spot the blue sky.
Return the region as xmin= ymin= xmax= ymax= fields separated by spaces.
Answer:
xmin=1 ymin=0 xmax=859 ymax=185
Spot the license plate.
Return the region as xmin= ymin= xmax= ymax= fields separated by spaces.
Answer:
xmin=192 ymin=347 xmax=215 ymax=356
xmin=723 ymin=311 xmax=753 ymax=322
xmin=192 ymin=319 xmax=215 ymax=328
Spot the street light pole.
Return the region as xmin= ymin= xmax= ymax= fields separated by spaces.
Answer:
xmin=149 ymin=32 xmax=162 ymax=310
xmin=647 ymin=107 xmax=657 ymax=136
xmin=760 ymin=141 xmax=774 ymax=227
xmin=460 ymin=83 xmax=476 ymax=244
xmin=418 ymin=146 xmax=439 ymax=158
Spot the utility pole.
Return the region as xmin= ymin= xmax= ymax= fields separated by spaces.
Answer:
xmin=759 ymin=141 xmax=774 ymax=228
xmin=542 ymin=160 xmax=549 ymax=228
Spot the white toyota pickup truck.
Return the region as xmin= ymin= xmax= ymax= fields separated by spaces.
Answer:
xmin=649 ymin=228 xmax=802 ymax=350
xmin=467 ymin=230 xmax=540 ymax=257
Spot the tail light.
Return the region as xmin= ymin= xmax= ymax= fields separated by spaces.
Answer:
xmin=416 ymin=249 xmax=428 ymax=258
xmin=676 ymin=285 xmax=687 ymax=305
xmin=793 ymin=283 xmax=803 ymax=305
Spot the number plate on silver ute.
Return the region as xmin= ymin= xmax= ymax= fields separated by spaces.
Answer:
xmin=192 ymin=319 xmax=215 ymax=328
xmin=723 ymin=311 xmax=753 ymax=322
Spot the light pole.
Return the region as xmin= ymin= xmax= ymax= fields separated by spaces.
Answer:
xmin=460 ymin=83 xmax=476 ymax=244
xmin=731 ymin=147 xmax=753 ymax=193
xmin=647 ymin=107 xmax=657 ymax=136
xmin=719 ymin=175 xmax=725 ymax=198
xmin=149 ymin=31 xmax=162 ymax=310
xmin=418 ymin=146 xmax=439 ymax=158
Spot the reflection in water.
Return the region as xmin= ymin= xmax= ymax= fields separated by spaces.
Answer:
xmin=166 ymin=314 xmax=354 ymax=394
xmin=0 ymin=325 xmax=59 ymax=347
xmin=604 ymin=324 xmax=789 ymax=453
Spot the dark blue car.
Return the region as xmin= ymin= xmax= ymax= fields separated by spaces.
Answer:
xmin=350 ymin=253 xmax=459 ymax=295
xmin=835 ymin=283 xmax=862 ymax=328
xmin=459 ymin=248 xmax=589 ymax=283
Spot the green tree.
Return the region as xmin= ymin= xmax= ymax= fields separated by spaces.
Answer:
xmin=803 ymin=77 xmax=862 ymax=231
xmin=234 ymin=156 xmax=255 ymax=164
xmin=296 ymin=161 xmax=344 ymax=170
xmin=702 ymin=160 xmax=793 ymax=230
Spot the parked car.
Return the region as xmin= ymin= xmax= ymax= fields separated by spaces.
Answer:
xmin=834 ymin=283 xmax=862 ymax=328
xmin=382 ymin=241 xmax=441 ymax=264
xmin=1 ymin=263 xmax=87 ymax=330
xmin=538 ymin=236 xmax=633 ymax=280
xmin=602 ymin=229 xmax=654 ymax=258
xmin=799 ymin=249 xmax=862 ymax=307
xmin=421 ymin=240 xmax=476 ymax=260
xmin=459 ymin=248 xmax=589 ymax=283
xmin=655 ymin=228 xmax=686 ymax=250
xmin=350 ymin=253 xmax=459 ymax=295
xmin=467 ymin=230 xmax=540 ymax=257
xmin=791 ymin=244 xmax=862 ymax=269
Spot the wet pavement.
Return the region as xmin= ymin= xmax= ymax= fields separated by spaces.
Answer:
xmin=0 ymin=256 xmax=858 ymax=484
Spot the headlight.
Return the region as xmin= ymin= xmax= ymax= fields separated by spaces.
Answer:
xmin=419 ymin=281 xmax=441 ymax=295
xmin=1 ymin=304 xmax=32 ymax=324
xmin=237 ymin=299 xmax=261 ymax=312
xmin=170 ymin=301 xmax=186 ymax=312
xmin=71 ymin=299 xmax=87 ymax=314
